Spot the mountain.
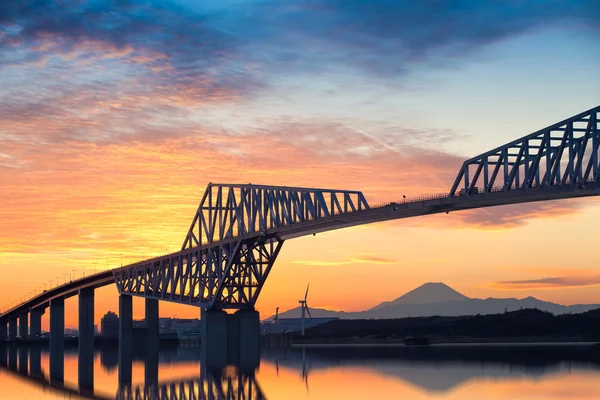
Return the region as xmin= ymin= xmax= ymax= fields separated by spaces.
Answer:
xmin=369 ymin=282 xmax=470 ymax=310
xmin=264 ymin=282 xmax=600 ymax=321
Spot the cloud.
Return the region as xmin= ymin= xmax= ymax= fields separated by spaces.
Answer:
xmin=349 ymin=255 xmax=397 ymax=265
xmin=292 ymin=254 xmax=398 ymax=267
xmin=492 ymin=276 xmax=600 ymax=290
xmin=229 ymin=0 xmax=600 ymax=76
xmin=451 ymin=200 xmax=589 ymax=229
xmin=2 ymin=0 xmax=598 ymax=94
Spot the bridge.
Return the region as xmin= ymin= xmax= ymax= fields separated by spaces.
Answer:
xmin=1 ymin=105 xmax=599 ymax=381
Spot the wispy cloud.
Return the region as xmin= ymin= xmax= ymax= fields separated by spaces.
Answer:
xmin=292 ymin=254 xmax=398 ymax=267
xmin=491 ymin=276 xmax=600 ymax=290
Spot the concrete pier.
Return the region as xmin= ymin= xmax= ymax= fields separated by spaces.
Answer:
xmin=201 ymin=309 xmax=228 ymax=368
xmin=118 ymin=294 xmax=133 ymax=387
xmin=201 ymin=309 xmax=261 ymax=370
xmin=236 ymin=310 xmax=260 ymax=370
xmin=9 ymin=318 xmax=17 ymax=340
xmin=30 ymin=308 xmax=44 ymax=338
xmin=18 ymin=312 xmax=28 ymax=339
xmin=49 ymin=297 xmax=65 ymax=383
xmin=145 ymin=299 xmax=159 ymax=388
xmin=78 ymin=288 xmax=95 ymax=392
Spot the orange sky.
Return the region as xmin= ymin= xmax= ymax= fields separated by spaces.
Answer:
xmin=1 ymin=5 xmax=600 ymax=329
xmin=1 ymin=132 xmax=600 ymax=329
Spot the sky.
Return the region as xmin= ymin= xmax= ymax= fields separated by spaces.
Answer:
xmin=0 ymin=0 xmax=599 ymax=328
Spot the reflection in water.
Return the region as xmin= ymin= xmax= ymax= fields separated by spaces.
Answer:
xmin=117 ymin=370 xmax=265 ymax=400
xmin=0 ymin=342 xmax=599 ymax=399
xmin=264 ymin=345 xmax=600 ymax=394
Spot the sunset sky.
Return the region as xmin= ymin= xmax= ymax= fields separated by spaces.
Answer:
xmin=1 ymin=0 xmax=600 ymax=328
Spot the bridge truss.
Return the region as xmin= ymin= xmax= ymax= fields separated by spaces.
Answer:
xmin=114 ymin=184 xmax=369 ymax=309
xmin=450 ymin=106 xmax=600 ymax=196
xmin=181 ymin=183 xmax=369 ymax=249
xmin=111 ymin=107 xmax=600 ymax=311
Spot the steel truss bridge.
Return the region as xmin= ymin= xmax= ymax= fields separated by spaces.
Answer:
xmin=1 ymin=105 xmax=599 ymax=318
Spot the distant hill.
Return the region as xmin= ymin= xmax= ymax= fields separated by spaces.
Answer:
xmin=303 ymin=308 xmax=600 ymax=341
xmin=264 ymin=282 xmax=600 ymax=321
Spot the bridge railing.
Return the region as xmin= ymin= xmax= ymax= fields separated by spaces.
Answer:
xmin=369 ymin=178 xmax=598 ymax=210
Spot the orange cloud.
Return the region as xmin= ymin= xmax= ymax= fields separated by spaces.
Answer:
xmin=489 ymin=276 xmax=600 ymax=290
xmin=292 ymin=254 xmax=397 ymax=267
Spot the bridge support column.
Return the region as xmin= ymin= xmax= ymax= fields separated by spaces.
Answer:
xmin=18 ymin=312 xmax=28 ymax=340
xmin=201 ymin=309 xmax=228 ymax=368
xmin=8 ymin=318 xmax=17 ymax=340
xmin=49 ymin=297 xmax=65 ymax=383
xmin=201 ymin=309 xmax=261 ymax=370
xmin=0 ymin=321 xmax=6 ymax=341
xmin=118 ymin=294 xmax=133 ymax=388
xmin=236 ymin=310 xmax=260 ymax=370
xmin=30 ymin=308 xmax=44 ymax=338
xmin=78 ymin=288 xmax=95 ymax=392
xmin=18 ymin=312 xmax=28 ymax=339
xmin=145 ymin=298 xmax=159 ymax=388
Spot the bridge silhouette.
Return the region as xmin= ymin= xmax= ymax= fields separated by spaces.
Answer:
xmin=1 ymin=105 xmax=599 ymax=384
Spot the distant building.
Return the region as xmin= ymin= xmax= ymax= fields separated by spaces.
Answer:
xmin=65 ymin=328 xmax=78 ymax=337
xmin=171 ymin=318 xmax=201 ymax=332
xmin=101 ymin=311 xmax=119 ymax=337
xmin=261 ymin=317 xmax=338 ymax=334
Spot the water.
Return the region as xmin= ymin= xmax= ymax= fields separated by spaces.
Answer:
xmin=1 ymin=343 xmax=599 ymax=399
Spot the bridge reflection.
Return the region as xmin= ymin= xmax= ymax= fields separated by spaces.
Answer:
xmin=0 ymin=343 xmax=266 ymax=400
xmin=117 ymin=370 xmax=265 ymax=400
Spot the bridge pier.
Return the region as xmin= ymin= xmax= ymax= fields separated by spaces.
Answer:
xmin=78 ymin=288 xmax=95 ymax=392
xmin=144 ymin=298 xmax=159 ymax=388
xmin=49 ymin=297 xmax=65 ymax=383
xmin=201 ymin=309 xmax=260 ymax=370
xmin=0 ymin=321 xmax=6 ymax=341
xmin=236 ymin=310 xmax=260 ymax=370
xmin=30 ymin=308 xmax=45 ymax=338
xmin=118 ymin=294 xmax=133 ymax=388
xmin=8 ymin=318 xmax=17 ymax=340
xmin=18 ymin=312 xmax=28 ymax=339
xmin=201 ymin=309 xmax=228 ymax=368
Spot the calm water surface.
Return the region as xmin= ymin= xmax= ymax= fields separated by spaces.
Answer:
xmin=0 ymin=344 xmax=599 ymax=399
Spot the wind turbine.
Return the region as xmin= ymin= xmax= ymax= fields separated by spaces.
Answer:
xmin=299 ymin=284 xmax=312 ymax=336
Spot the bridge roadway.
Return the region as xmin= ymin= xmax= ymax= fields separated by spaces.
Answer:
xmin=1 ymin=180 xmax=598 ymax=321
